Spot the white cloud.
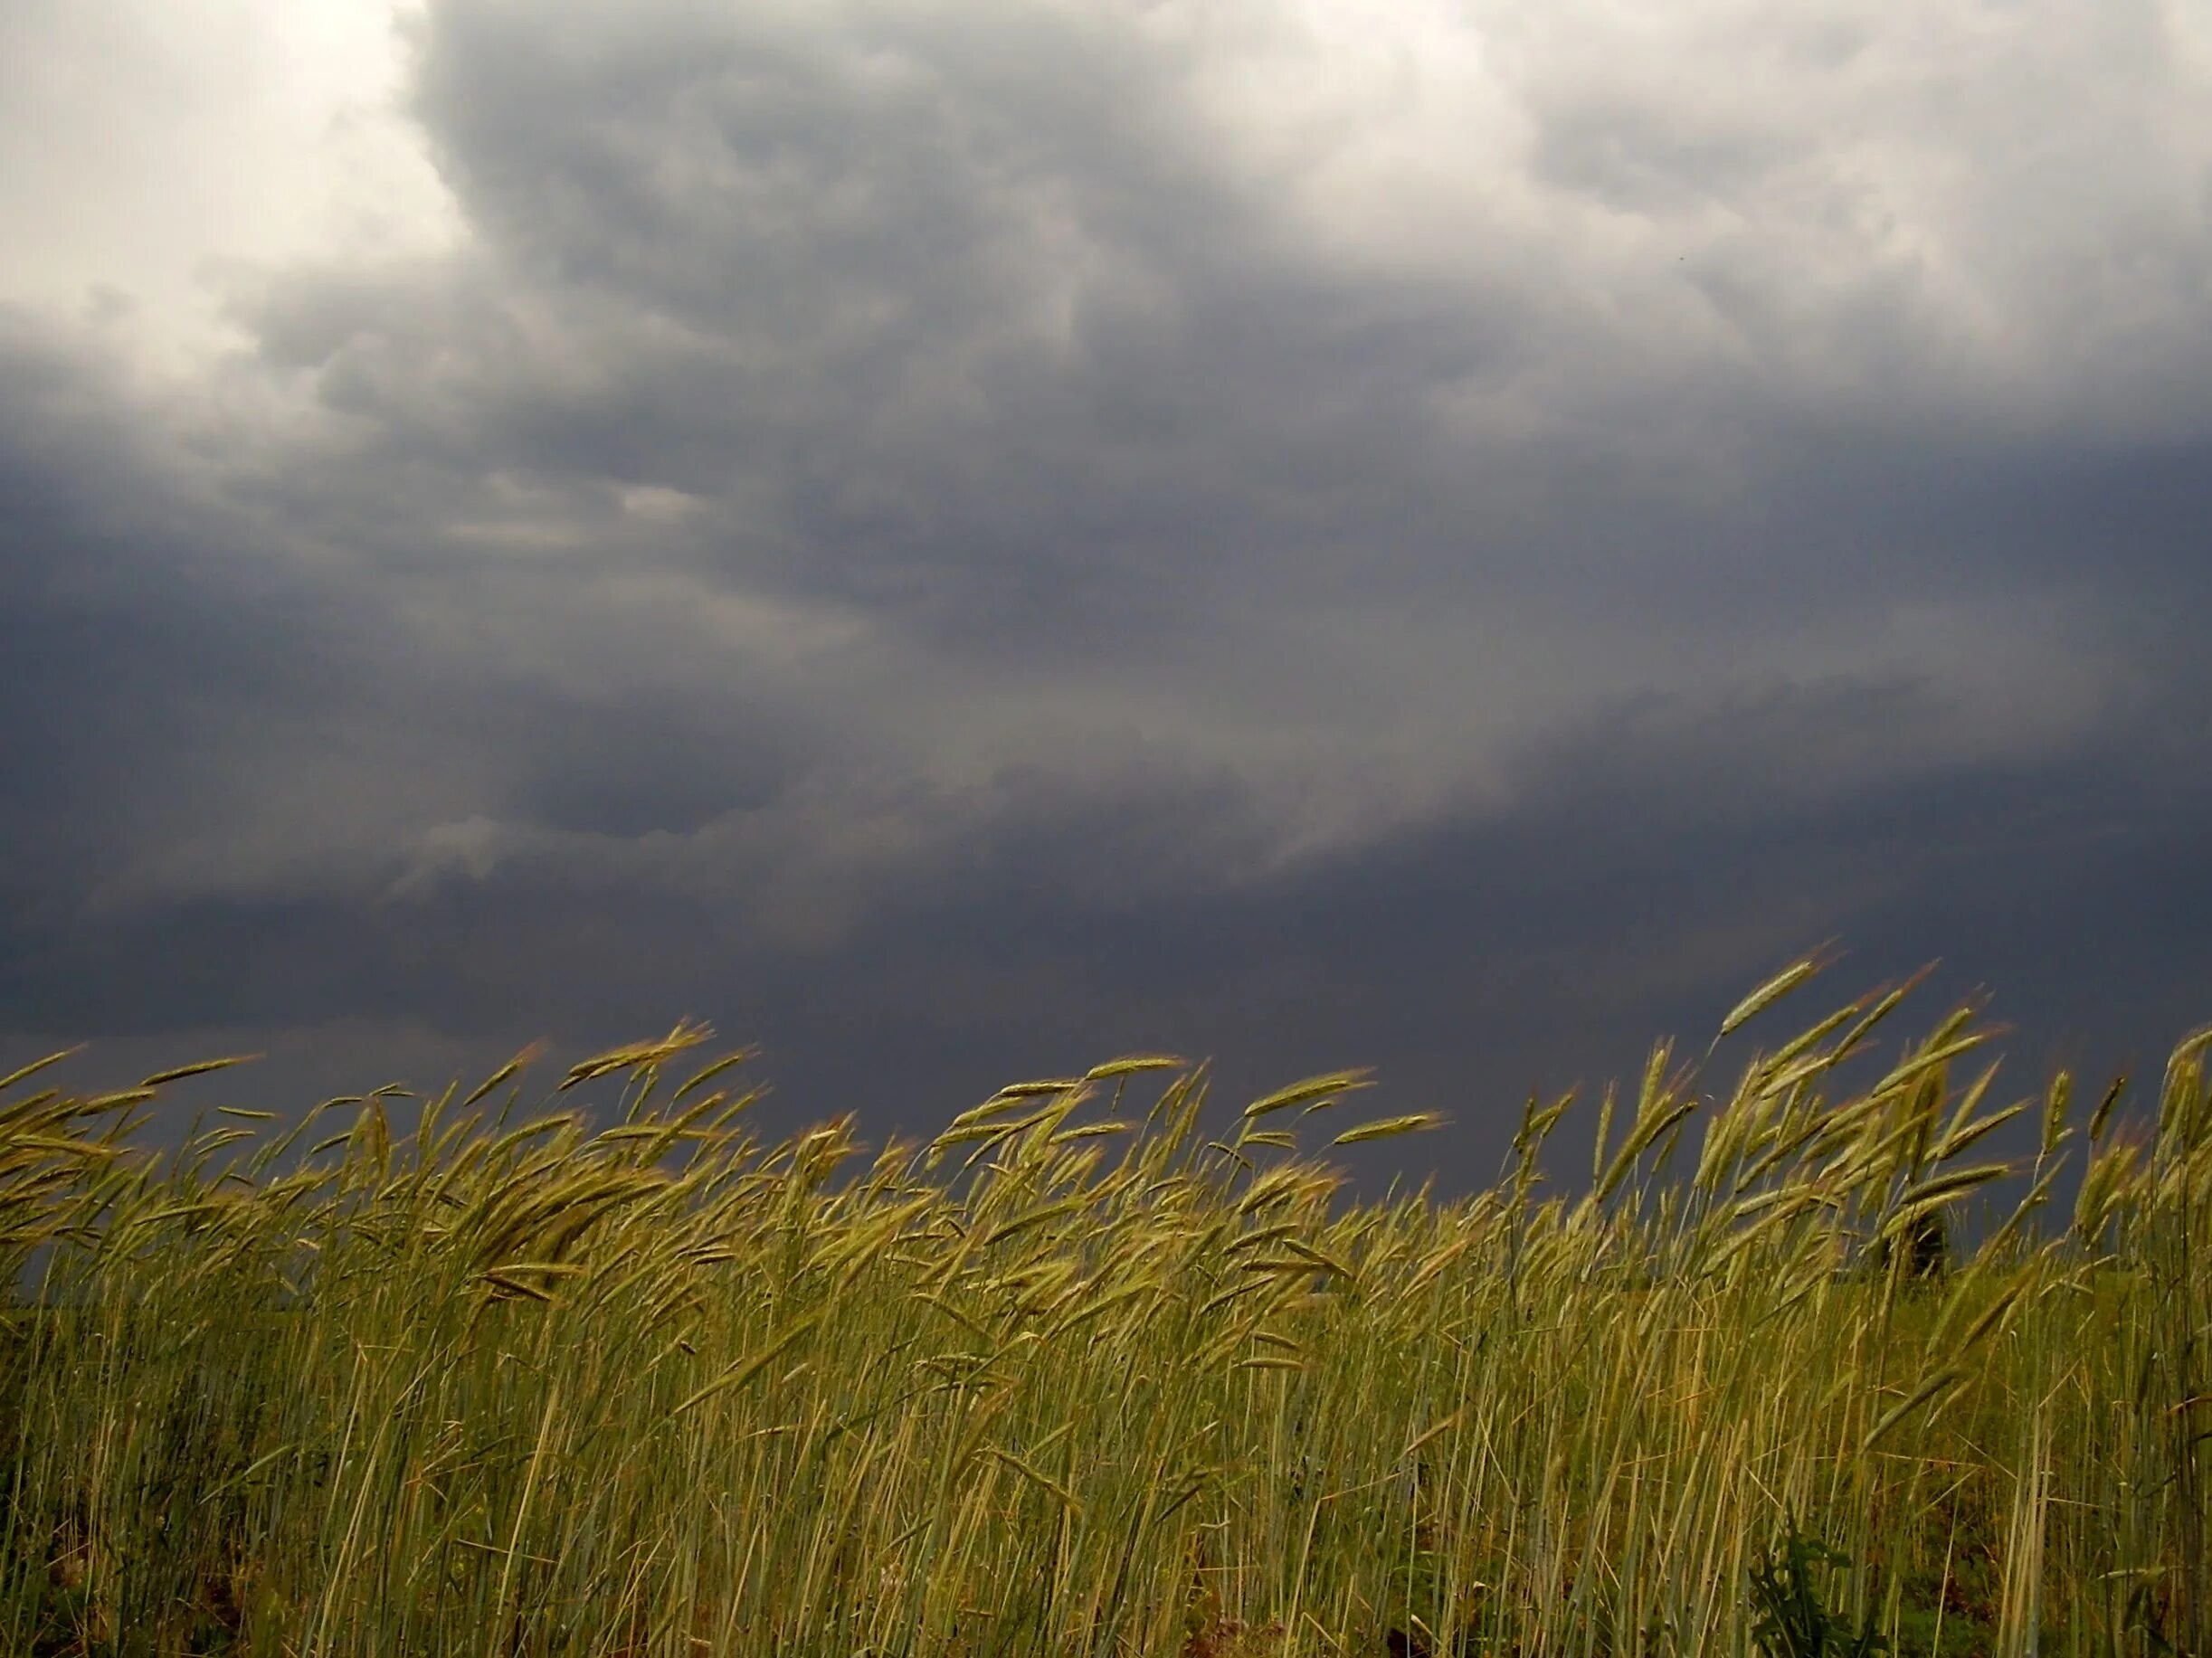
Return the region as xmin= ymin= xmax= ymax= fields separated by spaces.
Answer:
xmin=1169 ymin=0 xmax=2212 ymax=431
xmin=0 ymin=0 xmax=460 ymax=376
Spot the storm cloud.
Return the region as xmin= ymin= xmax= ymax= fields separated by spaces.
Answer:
xmin=4 ymin=0 xmax=2209 ymax=1181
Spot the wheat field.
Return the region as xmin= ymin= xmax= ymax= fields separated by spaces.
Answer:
xmin=3 ymin=956 xmax=2207 ymax=1656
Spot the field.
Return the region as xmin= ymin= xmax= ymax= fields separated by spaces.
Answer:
xmin=3 ymin=958 xmax=2207 ymax=1656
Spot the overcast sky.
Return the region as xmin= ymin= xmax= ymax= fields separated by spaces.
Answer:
xmin=5 ymin=0 xmax=2209 ymax=1185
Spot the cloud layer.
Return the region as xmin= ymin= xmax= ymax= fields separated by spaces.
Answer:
xmin=4 ymin=0 xmax=2209 ymax=1175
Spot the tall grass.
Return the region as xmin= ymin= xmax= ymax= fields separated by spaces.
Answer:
xmin=2 ymin=957 xmax=2207 ymax=1656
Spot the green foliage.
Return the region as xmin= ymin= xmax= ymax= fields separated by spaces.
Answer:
xmin=1749 ymin=1526 xmax=1887 ymax=1658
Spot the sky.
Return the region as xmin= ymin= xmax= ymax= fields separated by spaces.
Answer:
xmin=4 ymin=0 xmax=2209 ymax=1188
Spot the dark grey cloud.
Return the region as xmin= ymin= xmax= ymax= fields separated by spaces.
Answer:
xmin=3 ymin=0 xmax=2209 ymax=1186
